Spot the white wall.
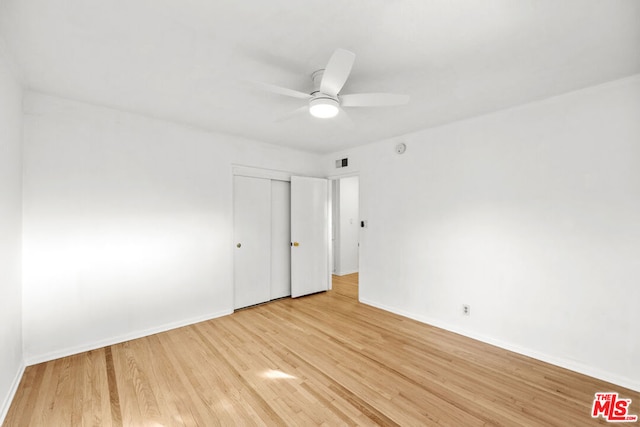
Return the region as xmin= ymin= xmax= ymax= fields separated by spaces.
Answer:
xmin=22 ymin=93 xmax=322 ymax=363
xmin=337 ymin=176 xmax=359 ymax=275
xmin=324 ymin=75 xmax=640 ymax=392
xmin=0 ymin=40 xmax=24 ymax=421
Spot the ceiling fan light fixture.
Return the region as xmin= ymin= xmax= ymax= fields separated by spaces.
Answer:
xmin=309 ymin=97 xmax=339 ymax=119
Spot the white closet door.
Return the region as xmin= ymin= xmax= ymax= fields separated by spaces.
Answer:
xmin=270 ymin=180 xmax=291 ymax=299
xmin=291 ymin=176 xmax=330 ymax=298
xmin=233 ymin=176 xmax=271 ymax=309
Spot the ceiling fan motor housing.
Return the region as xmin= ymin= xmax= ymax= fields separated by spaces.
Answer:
xmin=309 ymin=96 xmax=339 ymax=118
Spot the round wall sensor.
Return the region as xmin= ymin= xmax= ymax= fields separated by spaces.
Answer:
xmin=395 ymin=143 xmax=406 ymax=154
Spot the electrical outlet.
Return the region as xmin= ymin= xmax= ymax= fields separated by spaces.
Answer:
xmin=463 ymin=304 xmax=470 ymax=316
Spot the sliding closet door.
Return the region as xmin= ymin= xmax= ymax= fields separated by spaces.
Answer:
xmin=233 ymin=175 xmax=271 ymax=309
xmin=270 ymin=180 xmax=291 ymax=299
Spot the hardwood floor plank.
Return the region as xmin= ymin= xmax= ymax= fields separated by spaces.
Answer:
xmin=3 ymin=273 xmax=637 ymax=426
xmin=85 ymin=349 xmax=112 ymax=427
xmin=104 ymin=346 xmax=122 ymax=427
xmin=29 ymin=357 xmax=59 ymax=425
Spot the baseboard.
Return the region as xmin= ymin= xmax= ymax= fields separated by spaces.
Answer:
xmin=0 ymin=360 xmax=26 ymax=425
xmin=360 ymin=298 xmax=640 ymax=393
xmin=25 ymin=309 xmax=233 ymax=366
xmin=335 ymin=269 xmax=358 ymax=276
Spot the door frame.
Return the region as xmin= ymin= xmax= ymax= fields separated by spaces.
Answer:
xmin=232 ymin=165 xmax=293 ymax=182
xmin=327 ymin=172 xmax=360 ymax=278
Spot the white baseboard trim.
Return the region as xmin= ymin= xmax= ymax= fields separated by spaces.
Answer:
xmin=335 ymin=269 xmax=358 ymax=276
xmin=360 ymin=298 xmax=640 ymax=393
xmin=25 ymin=309 xmax=233 ymax=366
xmin=0 ymin=360 xmax=26 ymax=425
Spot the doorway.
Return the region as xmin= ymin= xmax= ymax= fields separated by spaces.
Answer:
xmin=332 ymin=176 xmax=360 ymax=279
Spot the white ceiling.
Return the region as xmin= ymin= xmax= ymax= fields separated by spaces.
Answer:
xmin=1 ymin=0 xmax=639 ymax=153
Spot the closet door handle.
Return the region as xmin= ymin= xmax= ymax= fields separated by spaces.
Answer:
xmin=236 ymin=243 xmax=242 ymax=248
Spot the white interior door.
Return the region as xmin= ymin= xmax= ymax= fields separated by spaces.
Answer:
xmin=291 ymin=176 xmax=330 ymax=298
xmin=233 ymin=176 xmax=271 ymax=309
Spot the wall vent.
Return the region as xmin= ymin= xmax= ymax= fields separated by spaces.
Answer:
xmin=335 ymin=158 xmax=348 ymax=168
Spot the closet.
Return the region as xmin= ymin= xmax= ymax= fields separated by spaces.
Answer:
xmin=233 ymin=175 xmax=291 ymax=309
xmin=233 ymin=170 xmax=330 ymax=310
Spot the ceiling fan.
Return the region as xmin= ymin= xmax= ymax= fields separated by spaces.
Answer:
xmin=254 ymin=48 xmax=410 ymax=121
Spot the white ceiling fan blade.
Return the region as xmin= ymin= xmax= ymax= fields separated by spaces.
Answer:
xmin=335 ymin=108 xmax=355 ymax=129
xmin=250 ymin=81 xmax=312 ymax=100
xmin=320 ymin=49 xmax=356 ymax=97
xmin=340 ymin=93 xmax=410 ymax=107
xmin=275 ymin=105 xmax=309 ymax=122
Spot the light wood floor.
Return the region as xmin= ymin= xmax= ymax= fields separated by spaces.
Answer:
xmin=4 ymin=274 xmax=638 ymax=426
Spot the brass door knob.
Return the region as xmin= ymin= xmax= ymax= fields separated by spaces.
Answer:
xmin=293 ymin=242 xmax=300 ymax=247
xmin=236 ymin=243 xmax=242 ymax=248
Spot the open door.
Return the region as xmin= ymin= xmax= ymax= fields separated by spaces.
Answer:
xmin=291 ymin=176 xmax=330 ymax=298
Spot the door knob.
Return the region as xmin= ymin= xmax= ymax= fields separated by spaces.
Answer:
xmin=236 ymin=243 xmax=242 ymax=248
xmin=293 ymin=242 xmax=300 ymax=247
